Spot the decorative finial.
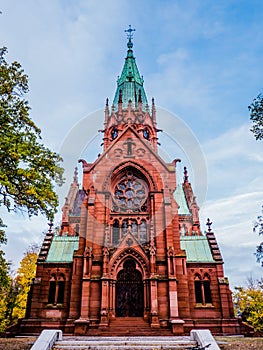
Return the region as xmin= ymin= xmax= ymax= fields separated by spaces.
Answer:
xmin=48 ymin=220 xmax=53 ymax=232
xmin=73 ymin=167 xmax=78 ymax=183
xmin=206 ymin=218 xmax=213 ymax=232
xmin=106 ymin=98 xmax=109 ymax=106
xmin=184 ymin=166 xmax=189 ymax=183
xmin=125 ymin=25 xmax=136 ymax=49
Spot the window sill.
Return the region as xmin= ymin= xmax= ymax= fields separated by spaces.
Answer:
xmin=46 ymin=303 xmax=64 ymax=309
xmin=194 ymin=303 xmax=214 ymax=309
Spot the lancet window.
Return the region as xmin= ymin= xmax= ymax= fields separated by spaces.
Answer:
xmin=194 ymin=273 xmax=212 ymax=305
xmin=110 ymin=219 xmax=148 ymax=245
xmin=48 ymin=273 xmax=66 ymax=305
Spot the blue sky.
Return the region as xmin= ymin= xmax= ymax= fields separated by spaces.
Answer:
xmin=0 ymin=0 xmax=263 ymax=287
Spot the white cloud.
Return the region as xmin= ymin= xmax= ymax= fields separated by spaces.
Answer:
xmin=200 ymin=196 xmax=263 ymax=289
xmin=199 ymin=125 xmax=263 ymax=288
xmin=204 ymin=124 xmax=263 ymax=165
xmin=1 ymin=209 xmax=47 ymax=270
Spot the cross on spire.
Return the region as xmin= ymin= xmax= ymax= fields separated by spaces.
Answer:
xmin=125 ymin=25 xmax=136 ymax=49
xmin=125 ymin=25 xmax=136 ymax=41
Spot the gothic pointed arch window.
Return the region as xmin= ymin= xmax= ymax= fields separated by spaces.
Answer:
xmin=112 ymin=219 xmax=120 ymax=245
xmin=194 ymin=273 xmax=212 ymax=306
xmin=203 ymin=273 xmax=212 ymax=304
xmin=139 ymin=220 xmax=147 ymax=243
xmin=48 ymin=273 xmax=66 ymax=305
xmin=122 ymin=219 xmax=128 ymax=236
xmin=48 ymin=274 xmax=56 ymax=304
xmin=111 ymin=218 xmax=149 ymax=245
xmin=131 ymin=220 xmax=138 ymax=238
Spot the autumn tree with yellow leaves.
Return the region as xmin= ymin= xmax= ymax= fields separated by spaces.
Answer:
xmin=0 ymin=247 xmax=38 ymax=332
xmin=233 ymin=279 xmax=263 ymax=333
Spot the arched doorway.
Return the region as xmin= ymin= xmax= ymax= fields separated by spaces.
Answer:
xmin=116 ymin=259 xmax=144 ymax=317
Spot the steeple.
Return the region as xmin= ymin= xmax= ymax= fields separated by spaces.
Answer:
xmin=113 ymin=25 xmax=148 ymax=110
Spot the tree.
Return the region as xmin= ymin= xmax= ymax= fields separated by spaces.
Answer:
xmin=248 ymin=94 xmax=263 ymax=140
xmin=0 ymin=218 xmax=8 ymax=289
xmin=0 ymin=247 xmax=38 ymax=332
xmin=254 ymin=206 xmax=263 ymax=266
xmin=0 ymin=46 xmax=63 ymax=333
xmin=0 ymin=47 xmax=64 ymax=221
xmin=233 ymin=279 xmax=263 ymax=332
xmin=0 ymin=219 xmax=10 ymax=333
xmin=11 ymin=247 xmax=38 ymax=321
xmin=249 ymin=96 xmax=263 ymax=264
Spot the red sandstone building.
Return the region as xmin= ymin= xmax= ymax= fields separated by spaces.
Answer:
xmin=21 ymin=30 xmax=240 ymax=336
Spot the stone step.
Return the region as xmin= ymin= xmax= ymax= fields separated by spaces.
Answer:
xmin=86 ymin=318 xmax=173 ymax=336
xmin=85 ymin=330 xmax=173 ymax=336
xmin=54 ymin=336 xmax=196 ymax=350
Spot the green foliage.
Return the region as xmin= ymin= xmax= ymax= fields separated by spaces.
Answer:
xmin=254 ymin=206 xmax=263 ymax=267
xmin=233 ymin=279 xmax=263 ymax=332
xmin=0 ymin=218 xmax=8 ymax=289
xmin=0 ymin=47 xmax=64 ymax=220
xmin=0 ymin=47 xmax=63 ymax=333
xmin=249 ymin=94 xmax=263 ymax=264
xmin=0 ymin=216 xmax=10 ymax=333
xmin=248 ymin=94 xmax=263 ymax=140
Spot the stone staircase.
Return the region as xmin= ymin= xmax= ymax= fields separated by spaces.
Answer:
xmin=87 ymin=317 xmax=173 ymax=336
xmin=53 ymin=335 xmax=196 ymax=349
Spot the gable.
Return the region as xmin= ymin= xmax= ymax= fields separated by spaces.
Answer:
xmin=87 ymin=125 xmax=176 ymax=174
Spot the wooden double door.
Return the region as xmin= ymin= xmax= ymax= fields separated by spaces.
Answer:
xmin=116 ymin=260 xmax=144 ymax=317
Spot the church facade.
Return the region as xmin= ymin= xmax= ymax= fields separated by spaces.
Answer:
xmin=21 ymin=31 xmax=240 ymax=336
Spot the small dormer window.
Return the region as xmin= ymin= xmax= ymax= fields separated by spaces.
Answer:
xmin=143 ymin=128 xmax=149 ymax=140
xmin=112 ymin=129 xmax=118 ymax=140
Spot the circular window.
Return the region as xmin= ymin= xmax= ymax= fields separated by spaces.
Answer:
xmin=113 ymin=172 xmax=148 ymax=211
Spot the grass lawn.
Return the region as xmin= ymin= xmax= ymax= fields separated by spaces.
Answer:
xmin=0 ymin=337 xmax=36 ymax=350
xmin=216 ymin=336 xmax=263 ymax=350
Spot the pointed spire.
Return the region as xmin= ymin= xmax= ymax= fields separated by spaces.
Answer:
xmin=112 ymin=26 xmax=148 ymax=110
xmin=104 ymin=98 xmax=109 ymax=127
xmin=184 ymin=166 xmax=189 ymax=183
xmin=73 ymin=167 xmax=78 ymax=183
xmin=152 ymin=98 xmax=156 ymax=125
xmin=48 ymin=220 xmax=53 ymax=232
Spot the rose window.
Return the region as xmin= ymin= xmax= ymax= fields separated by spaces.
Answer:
xmin=113 ymin=172 xmax=147 ymax=211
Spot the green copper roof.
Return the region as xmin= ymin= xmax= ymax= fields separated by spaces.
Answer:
xmin=46 ymin=236 xmax=79 ymax=263
xmin=174 ymin=184 xmax=191 ymax=215
xmin=113 ymin=39 xmax=148 ymax=109
xmin=180 ymin=236 xmax=214 ymax=262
